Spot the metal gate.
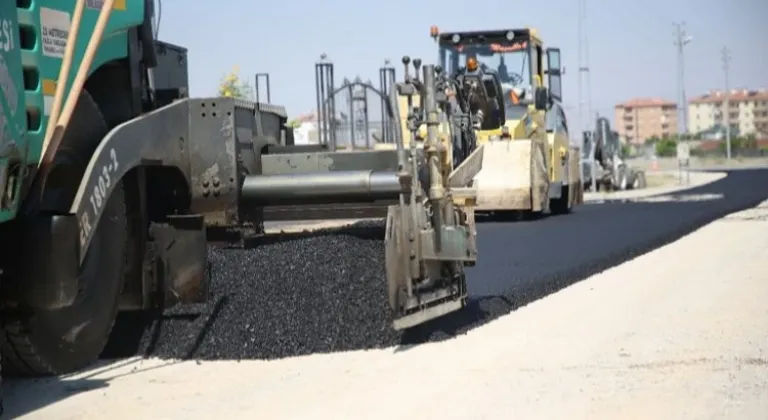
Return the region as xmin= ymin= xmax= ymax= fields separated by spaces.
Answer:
xmin=314 ymin=56 xmax=398 ymax=150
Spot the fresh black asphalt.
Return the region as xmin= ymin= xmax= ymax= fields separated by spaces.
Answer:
xmin=102 ymin=169 xmax=768 ymax=361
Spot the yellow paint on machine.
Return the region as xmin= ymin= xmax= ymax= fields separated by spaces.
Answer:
xmin=86 ymin=0 xmax=126 ymax=11
xmin=42 ymin=79 xmax=57 ymax=95
xmin=42 ymin=79 xmax=57 ymax=116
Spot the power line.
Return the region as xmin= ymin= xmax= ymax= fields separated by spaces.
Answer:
xmin=722 ymin=46 xmax=732 ymax=160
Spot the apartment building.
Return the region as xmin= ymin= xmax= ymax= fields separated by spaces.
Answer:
xmin=688 ymin=89 xmax=768 ymax=136
xmin=613 ymin=98 xmax=678 ymax=145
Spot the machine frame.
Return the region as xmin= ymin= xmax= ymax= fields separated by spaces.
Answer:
xmin=429 ymin=26 xmax=582 ymax=216
xmin=0 ymin=1 xmax=482 ymax=378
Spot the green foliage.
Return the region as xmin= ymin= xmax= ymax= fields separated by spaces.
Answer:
xmin=620 ymin=142 xmax=632 ymax=158
xmin=654 ymin=135 xmax=678 ymax=157
xmin=717 ymin=134 xmax=758 ymax=153
xmin=286 ymin=119 xmax=302 ymax=129
xmin=645 ymin=135 xmax=660 ymax=146
xmin=218 ymin=65 xmax=254 ymax=100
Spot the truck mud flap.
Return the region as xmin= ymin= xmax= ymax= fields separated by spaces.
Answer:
xmin=12 ymin=214 xmax=80 ymax=310
xmin=147 ymin=214 xmax=210 ymax=307
xmin=385 ymin=205 xmax=472 ymax=330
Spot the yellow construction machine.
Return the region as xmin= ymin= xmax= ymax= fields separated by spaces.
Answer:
xmin=427 ymin=27 xmax=583 ymax=216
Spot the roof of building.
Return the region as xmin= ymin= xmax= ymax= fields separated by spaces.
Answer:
xmin=293 ymin=112 xmax=317 ymax=123
xmin=614 ymin=98 xmax=677 ymax=108
xmin=689 ymin=88 xmax=768 ymax=104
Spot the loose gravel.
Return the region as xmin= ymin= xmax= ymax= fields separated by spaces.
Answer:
xmin=104 ymin=222 xmax=402 ymax=360
xmin=102 ymin=169 xmax=768 ymax=362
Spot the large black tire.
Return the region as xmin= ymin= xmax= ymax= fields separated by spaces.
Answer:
xmin=0 ymin=331 xmax=2 ymax=416
xmin=0 ymin=90 xmax=130 ymax=376
xmin=550 ymin=185 xmax=571 ymax=215
xmin=634 ymin=171 xmax=647 ymax=189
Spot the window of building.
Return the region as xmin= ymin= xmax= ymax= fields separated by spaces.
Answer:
xmin=558 ymin=107 xmax=569 ymax=133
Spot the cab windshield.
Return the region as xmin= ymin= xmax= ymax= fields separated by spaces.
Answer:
xmin=439 ymin=42 xmax=533 ymax=120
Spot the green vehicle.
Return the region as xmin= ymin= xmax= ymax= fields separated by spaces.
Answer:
xmin=0 ymin=0 xmax=481 ymax=381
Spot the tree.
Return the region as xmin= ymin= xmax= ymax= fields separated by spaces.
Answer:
xmin=620 ymin=142 xmax=633 ymax=158
xmin=218 ymin=65 xmax=254 ymax=100
xmin=654 ymin=135 xmax=677 ymax=157
xmin=286 ymin=119 xmax=302 ymax=129
xmin=741 ymin=134 xmax=758 ymax=149
xmin=645 ymin=135 xmax=661 ymax=145
xmin=719 ymin=134 xmax=758 ymax=155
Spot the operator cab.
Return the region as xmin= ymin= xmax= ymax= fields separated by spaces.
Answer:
xmin=434 ymin=28 xmax=563 ymax=122
xmin=451 ymin=53 xmax=506 ymax=130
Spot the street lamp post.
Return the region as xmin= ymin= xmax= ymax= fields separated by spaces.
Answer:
xmin=722 ymin=47 xmax=732 ymax=161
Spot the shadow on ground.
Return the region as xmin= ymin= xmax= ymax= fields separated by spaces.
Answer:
xmin=1 ymin=376 xmax=108 ymax=419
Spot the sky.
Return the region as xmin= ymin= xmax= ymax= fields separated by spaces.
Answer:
xmin=156 ymin=0 xmax=767 ymax=134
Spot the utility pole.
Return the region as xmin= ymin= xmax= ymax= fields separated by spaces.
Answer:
xmin=577 ymin=0 xmax=593 ymax=138
xmin=577 ymin=0 xmax=596 ymax=191
xmin=722 ymin=46 xmax=732 ymax=160
xmin=577 ymin=0 xmax=582 ymax=139
xmin=673 ymin=22 xmax=693 ymax=135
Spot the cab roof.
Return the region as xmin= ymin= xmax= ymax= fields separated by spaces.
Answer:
xmin=436 ymin=28 xmax=542 ymax=46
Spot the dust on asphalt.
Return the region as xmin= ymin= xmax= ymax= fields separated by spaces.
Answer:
xmin=102 ymin=169 xmax=768 ymax=361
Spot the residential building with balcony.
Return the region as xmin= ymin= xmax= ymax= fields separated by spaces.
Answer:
xmin=688 ymin=88 xmax=768 ymax=136
xmin=613 ymin=98 xmax=678 ymax=145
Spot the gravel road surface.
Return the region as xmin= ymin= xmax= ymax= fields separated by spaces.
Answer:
xmin=4 ymin=179 xmax=767 ymax=419
xmin=98 ymin=169 xmax=768 ymax=360
xmin=4 ymin=169 xmax=768 ymax=418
